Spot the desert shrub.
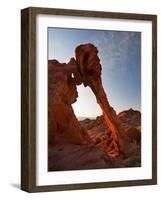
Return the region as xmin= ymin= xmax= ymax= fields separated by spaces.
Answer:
xmin=126 ymin=157 xmax=141 ymax=167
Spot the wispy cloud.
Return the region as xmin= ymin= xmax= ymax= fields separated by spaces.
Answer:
xmin=90 ymin=31 xmax=141 ymax=74
xmin=48 ymin=28 xmax=141 ymax=114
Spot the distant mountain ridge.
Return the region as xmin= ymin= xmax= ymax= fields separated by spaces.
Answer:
xmin=79 ymin=108 xmax=141 ymax=127
xmin=77 ymin=116 xmax=95 ymax=121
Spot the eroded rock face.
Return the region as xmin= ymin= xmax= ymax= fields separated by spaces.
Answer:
xmin=75 ymin=44 xmax=130 ymax=157
xmin=48 ymin=59 xmax=90 ymax=145
xmin=48 ymin=59 xmax=113 ymax=171
xmin=48 ymin=43 xmax=138 ymax=171
xmin=48 ymin=144 xmax=113 ymax=171
xmin=118 ymin=108 xmax=141 ymax=129
xmin=49 ymin=44 xmax=130 ymax=157
xmin=80 ymin=109 xmax=141 ymax=153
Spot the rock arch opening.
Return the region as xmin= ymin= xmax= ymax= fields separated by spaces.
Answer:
xmin=72 ymin=84 xmax=102 ymax=120
xmin=48 ymin=43 xmax=130 ymax=158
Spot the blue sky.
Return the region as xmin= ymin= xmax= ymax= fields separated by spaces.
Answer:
xmin=48 ymin=28 xmax=141 ymax=118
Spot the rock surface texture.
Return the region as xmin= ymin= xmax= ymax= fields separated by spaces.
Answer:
xmin=48 ymin=44 xmax=141 ymax=171
xmin=80 ymin=108 xmax=141 ymax=168
xmin=48 ymin=59 xmax=90 ymax=145
xmin=75 ymin=44 xmax=130 ymax=157
xmin=48 ymin=144 xmax=113 ymax=171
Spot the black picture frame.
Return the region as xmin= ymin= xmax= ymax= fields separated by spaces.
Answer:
xmin=21 ymin=7 xmax=157 ymax=192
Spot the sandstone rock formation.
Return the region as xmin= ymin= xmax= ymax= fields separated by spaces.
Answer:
xmin=118 ymin=108 xmax=141 ymax=130
xmin=48 ymin=58 xmax=113 ymax=171
xmin=48 ymin=59 xmax=90 ymax=145
xmin=80 ymin=109 xmax=141 ymax=167
xmin=75 ymin=44 xmax=130 ymax=157
xmin=48 ymin=43 xmax=140 ymax=171
xmin=80 ymin=109 xmax=141 ymax=147
xmin=48 ymin=144 xmax=113 ymax=171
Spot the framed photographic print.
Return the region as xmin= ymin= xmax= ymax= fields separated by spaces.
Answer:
xmin=21 ymin=7 xmax=157 ymax=192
